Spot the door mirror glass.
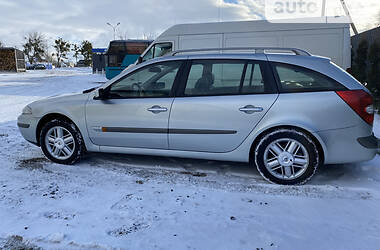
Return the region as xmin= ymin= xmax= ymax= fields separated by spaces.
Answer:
xmin=94 ymin=88 xmax=108 ymax=100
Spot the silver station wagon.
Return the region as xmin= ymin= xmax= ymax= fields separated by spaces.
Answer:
xmin=18 ymin=48 xmax=378 ymax=185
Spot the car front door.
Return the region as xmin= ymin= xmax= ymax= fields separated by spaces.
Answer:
xmin=86 ymin=60 xmax=183 ymax=149
xmin=168 ymin=58 xmax=278 ymax=153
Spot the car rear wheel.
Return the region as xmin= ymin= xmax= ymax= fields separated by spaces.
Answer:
xmin=40 ymin=119 xmax=84 ymax=165
xmin=254 ymin=128 xmax=320 ymax=185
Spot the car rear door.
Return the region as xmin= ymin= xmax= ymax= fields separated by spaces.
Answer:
xmin=86 ymin=60 xmax=183 ymax=149
xmin=168 ymin=58 xmax=278 ymax=153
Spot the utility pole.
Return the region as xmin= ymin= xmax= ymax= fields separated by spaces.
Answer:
xmin=218 ymin=0 xmax=221 ymax=22
xmin=107 ymin=22 xmax=120 ymax=40
xmin=321 ymin=0 xmax=326 ymax=17
xmin=339 ymin=0 xmax=359 ymax=35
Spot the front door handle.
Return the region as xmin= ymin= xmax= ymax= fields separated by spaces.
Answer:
xmin=147 ymin=105 xmax=168 ymax=114
xmin=239 ymin=105 xmax=263 ymax=114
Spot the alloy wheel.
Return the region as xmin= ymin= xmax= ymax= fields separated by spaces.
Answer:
xmin=44 ymin=126 xmax=75 ymax=160
xmin=263 ymin=138 xmax=309 ymax=180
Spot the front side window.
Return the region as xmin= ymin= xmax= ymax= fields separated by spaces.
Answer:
xmin=273 ymin=63 xmax=345 ymax=92
xmin=142 ymin=47 xmax=154 ymax=62
xmin=142 ymin=42 xmax=173 ymax=62
xmin=108 ymin=61 xmax=182 ymax=98
xmin=153 ymin=43 xmax=172 ymax=58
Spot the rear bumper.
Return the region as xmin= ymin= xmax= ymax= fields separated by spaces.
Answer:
xmin=316 ymin=125 xmax=377 ymax=164
xmin=357 ymin=134 xmax=379 ymax=149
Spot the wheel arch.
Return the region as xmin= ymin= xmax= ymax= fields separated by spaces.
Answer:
xmin=36 ymin=113 xmax=80 ymax=146
xmin=249 ymin=125 xmax=325 ymax=166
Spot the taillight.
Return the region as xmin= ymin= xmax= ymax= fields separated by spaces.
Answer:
xmin=336 ymin=90 xmax=374 ymax=125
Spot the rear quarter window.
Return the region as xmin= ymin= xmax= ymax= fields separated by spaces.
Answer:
xmin=272 ymin=62 xmax=346 ymax=92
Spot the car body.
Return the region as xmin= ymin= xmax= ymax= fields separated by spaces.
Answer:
xmin=27 ymin=63 xmax=46 ymax=70
xmin=18 ymin=49 xmax=378 ymax=184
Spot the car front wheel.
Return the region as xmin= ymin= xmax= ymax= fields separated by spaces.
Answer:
xmin=40 ymin=119 xmax=84 ymax=165
xmin=254 ymin=128 xmax=320 ymax=185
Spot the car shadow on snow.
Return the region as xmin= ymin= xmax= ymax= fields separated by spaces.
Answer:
xmin=72 ymin=153 xmax=377 ymax=200
xmin=78 ymin=152 xmax=264 ymax=183
xmin=78 ymin=152 xmax=380 ymax=187
xmin=15 ymin=148 xmax=380 ymax=188
xmin=14 ymin=152 xmax=378 ymax=200
xmin=311 ymin=156 xmax=380 ymax=186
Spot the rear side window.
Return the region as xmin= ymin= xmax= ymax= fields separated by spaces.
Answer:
xmin=242 ymin=63 xmax=265 ymax=94
xmin=183 ymin=60 xmax=275 ymax=96
xmin=185 ymin=60 xmax=245 ymax=96
xmin=273 ymin=63 xmax=346 ymax=92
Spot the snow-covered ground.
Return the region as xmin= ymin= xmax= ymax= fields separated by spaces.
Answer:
xmin=0 ymin=68 xmax=379 ymax=250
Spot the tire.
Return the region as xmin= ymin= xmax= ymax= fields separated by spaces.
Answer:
xmin=254 ymin=128 xmax=320 ymax=185
xmin=40 ymin=119 xmax=84 ymax=165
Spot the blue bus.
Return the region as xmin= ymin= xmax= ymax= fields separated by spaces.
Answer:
xmin=105 ymin=40 xmax=152 ymax=80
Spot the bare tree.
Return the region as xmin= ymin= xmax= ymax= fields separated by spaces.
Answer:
xmin=352 ymin=39 xmax=369 ymax=83
xmin=0 ymin=40 xmax=3 ymax=47
xmin=23 ymin=32 xmax=47 ymax=64
xmin=367 ymin=42 xmax=380 ymax=99
xmin=142 ymin=31 xmax=157 ymax=40
xmin=53 ymin=38 xmax=71 ymax=67
xmin=117 ymin=30 xmax=128 ymax=40
xmin=43 ymin=50 xmax=54 ymax=64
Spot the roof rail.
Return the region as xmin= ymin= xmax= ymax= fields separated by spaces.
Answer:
xmin=171 ymin=47 xmax=311 ymax=56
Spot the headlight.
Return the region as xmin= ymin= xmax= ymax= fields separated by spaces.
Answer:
xmin=22 ymin=105 xmax=32 ymax=115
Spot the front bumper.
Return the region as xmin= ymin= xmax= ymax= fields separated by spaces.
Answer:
xmin=357 ymin=134 xmax=380 ymax=149
xmin=17 ymin=114 xmax=39 ymax=145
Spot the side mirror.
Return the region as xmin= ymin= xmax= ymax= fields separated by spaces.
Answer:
xmin=137 ymin=56 xmax=143 ymax=64
xmin=94 ymin=88 xmax=108 ymax=100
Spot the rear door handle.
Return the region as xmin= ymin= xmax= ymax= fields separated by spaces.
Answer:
xmin=147 ymin=105 xmax=168 ymax=114
xmin=239 ymin=105 xmax=263 ymax=114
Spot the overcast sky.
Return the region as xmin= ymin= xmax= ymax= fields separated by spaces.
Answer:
xmin=0 ymin=0 xmax=379 ymax=50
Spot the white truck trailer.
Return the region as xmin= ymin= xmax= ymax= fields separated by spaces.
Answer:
xmin=138 ymin=17 xmax=351 ymax=69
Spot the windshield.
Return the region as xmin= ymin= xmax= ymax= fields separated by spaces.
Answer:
xmin=107 ymin=41 xmax=151 ymax=67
